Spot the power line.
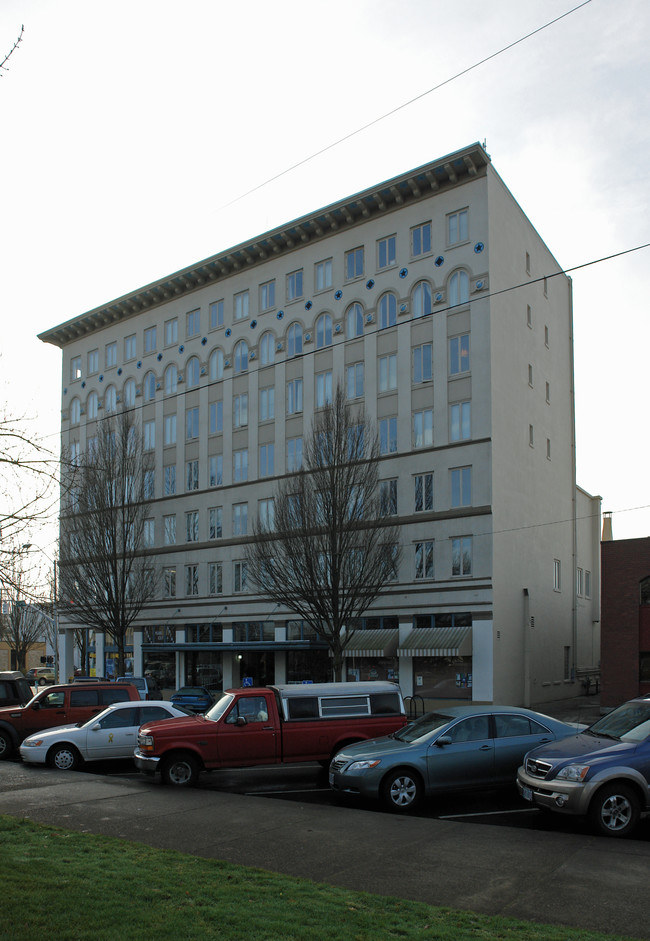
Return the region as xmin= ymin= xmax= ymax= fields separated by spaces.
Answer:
xmin=217 ymin=1 xmax=594 ymax=213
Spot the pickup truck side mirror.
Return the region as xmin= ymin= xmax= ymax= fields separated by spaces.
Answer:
xmin=31 ymin=702 xmax=41 ymax=711
xmin=436 ymin=735 xmax=452 ymax=747
xmin=235 ymin=715 xmax=247 ymax=727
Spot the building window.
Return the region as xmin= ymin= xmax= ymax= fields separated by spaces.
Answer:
xmin=527 ymin=305 xmax=533 ymax=328
xmin=163 ymin=515 xmax=176 ymax=546
xmin=447 ymin=209 xmax=468 ymax=245
xmin=186 ymin=511 xmax=199 ymax=543
xmin=233 ymin=561 xmax=248 ymax=593
xmin=70 ymin=398 xmax=81 ymax=425
xmin=233 ymin=393 xmax=248 ymax=428
xmin=71 ymin=356 xmax=82 ymax=381
xmin=88 ymin=349 xmax=99 ymax=374
xmin=209 ymin=562 xmax=223 ymax=595
xmin=142 ymin=371 xmax=155 ymax=402
xmin=105 ymin=342 xmax=117 ymax=368
xmin=209 ymin=348 xmax=224 ymax=380
xmin=165 ymin=318 xmax=178 ymax=346
xmin=554 ymin=559 xmax=561 ymax=591
xmin=185 ymin=356 xmax=200 ymax=389
xmin=378 ymin=353 xmax=397 ymax=392
xmin=186 ymin=407 xmax=199 ymax=440
xmin=415 ymin=541 xmax=434 ymax=580
xmin=545 ymin=382 xmax=550 ymax=404
xmin=412 ymin=281 xmax=432 ymax=319
xmin=164 ymin=414 xmax=177 ymax=446
xmin=186 ymin=460 xmax=199 ymax=492
xmin=585 ymin=571 xmax=591 ymax=599
xmin=209 ymin=401 xmax=223 ymax=435
xmin=209 ymin=455 xmax=223 ymax=487
xmin=287 ymin=322 xmax=302 ymax=357
xmin=259 ymin=443 xmax=275 ymax=477
xmin=105 ymin=385 xmax=117 ymax=413
xmin=379 ymin=417 xmax=397 ymax=455
xmin=452 ymin=536 xmax=472 ymax=576
xmin=87 ymin=391 xmax=98 ymax=420
xmin=450 ymin=467 xmax=471 ymax=507
xmin=413 ymin=343 xmax=432 ymax=383
xmin=346 ymin=362 xmax=364 ymax=399
xmin=287 ymin=269 xmax=303 ymax=301
xmin=187 ymin=309 xmax=201 ymax=337
xmin=164 ymin=364 xmax=178 ymax=395
xmin=526 ymin=251 xmax=531 ymax=275
xmin=449 ymin=335 xmax=470 ymax=375
xmin=450 ymin=402 xmax=471 ymax=441
xmin=414 ymin=473 xmax=433 ymax=512
xmin=232 ymin=503 xmax=248 ymax=536
xmin=411 ymin=222 xmax=431 ymax=257
xmin=377 ymin=235 xmax=396 ymax=270
xmin=546 ymin=438 xmax=551 ymax=460
xmin=346 ymin=303 xmax=363 ymax=338
xmin=287 ymin=378 xmax=303 ymax=415
xmin=529 ymin=424 xmax=534 ymax=448
xmin=124 ymin=334 xmax=136 ymax=360
xmin=234 ymin=340 xmax=249 ymax=373
xmin=316 ymin=313 xmax=332 ymax=349
xmin=233 ymin=449 xmax=248 ymax=482
xmin=260 ymin=386 xmax=275 ymax=421
xmin=144 ymin=326 xmax=157 ymax=353
xmin=164 ymin=464 xmax=176 ymax=495
xmin=379 ymin=292 xmax=397 ymax=329
xmin=315 ymin=259 xmax=332 ymax=292
xmin=345 ymin=247 xmax=364 ymax=280
xmin=287 ymin=436 xmax=303 ymax=472
xmin=413 ymin=409 xmax=433 ymax=448
xmin=209 ymin=506 xmax=223 ymax=540
xmin=259 ymin=498 xmax=275 ymax=529
xmin=260 ymin=280 xmax=275 ymax=311
xmin=123 ymin=379 xmax=135 ymax=408
xmin=210 ymin=300 xmax=224 ymax=330
xmin=545 ymin=325 xmax=549 ymax=347
xmin=186 ymin=564 xmax=199 ymax=596
xmin=316 ymin=371 xmax=333 ymax=408
xmin=144 ymin=421 xmax=155 ymax=451
xmin=380 ymin=479 xmax=397 ymax=516
xmin=528 ymin=364 xmax=533 ymax=387
xmin=234 ymin=290 xmax=249 ymax=320
xmin=163 ymin=567 xmax=176 ymax=598
xmin=449 ymin=270 xmax=469 ymax=306
xmin=576 ymin=567 xmax=584 ymax=597
xmin=260 ymin=332 xmax=275 ymax=366
xmin=564 ymin=646 xmax=571 ymax=680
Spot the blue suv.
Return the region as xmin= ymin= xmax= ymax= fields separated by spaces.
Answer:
xmin=517 ymin=697 xmax=650 ymax=837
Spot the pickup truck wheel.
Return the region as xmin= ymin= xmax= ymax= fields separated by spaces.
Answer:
xmin=380 ymin=768 xmax=423 ymax=813
xmin=589 ymin=783 xmax=640 ymax=837
xmin=0 ymin=730 xmax=14 ymax=760
xmin=48 ymin=744 xmax=81 ymax=771
xmin=162 ymin=754 xmax=199 ymax=787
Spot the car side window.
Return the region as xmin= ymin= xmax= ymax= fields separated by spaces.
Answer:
xmin=102 ymin=689 xmax=132 ymax=705
xmin=99 ymin=708 xmax=138 ymax=729
xmin=225 ymin=698 xmax=269 ymax=724
xmin=39 ymin=691 xmax=65 ymax=709
xmin=494 ymin=714 xmax=533 ymax=737
xmin=139 ymin=706 xmax=171 ymax=723
xmin=448 ymin=716 xmax=490 ymax=743
xmin=70 ymin=690 xmax=100 ymax=707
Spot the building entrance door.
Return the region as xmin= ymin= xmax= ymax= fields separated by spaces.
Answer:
xmin=238 ymin=651 xmax=273 ymax=687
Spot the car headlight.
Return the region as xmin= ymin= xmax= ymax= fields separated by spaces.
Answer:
xmin=22 ymin=739 xmax=44 ymax=747
xmin=556 ymin=764 xmax=590 ymax=782
xmin=347 ymin=759 xmax=382 ymax=772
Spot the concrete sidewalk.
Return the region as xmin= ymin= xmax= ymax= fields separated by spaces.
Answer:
xmin=1 ymin=750 xmax=649 ymax=939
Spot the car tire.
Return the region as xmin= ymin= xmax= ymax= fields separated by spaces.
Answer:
xmin=38 ymin=677 xmax=47 ymax=686
xmin=0 ymin=730 xmax=14 ymax=760
xmin=380 ymin=768 xmax=423 ymax=813
xmin=589 ymin=783 xmax=640 ymax=838
xmin=48 ymin=744 xmax=81 ymax=771
xmin=161 ymin=753 xmax=199 ymax=787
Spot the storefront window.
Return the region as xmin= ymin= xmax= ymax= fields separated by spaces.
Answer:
xmin=143 ymin=652 xmax=176 ymax=689
xmin=286 ymin=650 xmax=330 ymax=684
xmin=413 ymin=657 xmax=472 ymax=700
xmin=345 ymin=657 xmax=398 ymax=683
xmin=185 ymin=651 xmax=223 ymax=692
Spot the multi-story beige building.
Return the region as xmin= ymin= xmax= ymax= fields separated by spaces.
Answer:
xmin=40 ymin=142 xmax=600 ymax=705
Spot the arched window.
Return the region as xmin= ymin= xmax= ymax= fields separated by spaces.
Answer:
xmin=287 ymin=323 xmax=302 ymax=358
xmin=234 ymin=339 xmax=248 ymax=374
xmin=316 ymin=313 xmax=332 ymax=349
xmin=123 ymin=379 xmax=136 ymax=408
xmin=412 ymin=282 xmax=432 ymax=319
xmin=379 ymin=293 xmax=397 ymax=329
xmin=87 ymin=391 xmax=98 ymax=420
xmin=70 ymin=397 xmax=81 ymax=424
xmin=209 ymin=348 xmax=224 ymax=381
xmin=143 ymin=371 xmax=156 ymax=402
xmin=449 ymin=270 xmax=469 ymax=307
xmin=105 ymin=385 xmax=117 ymax=413
xmin=346 ymin=303 xmax=363 ymax=338
xmin=164 ymin=364 xmax=177 ymax=396
xmin=186 ymin=356 xmax=200 ymax=389
xmin=260 ymin=332 xmax=275 ymax=366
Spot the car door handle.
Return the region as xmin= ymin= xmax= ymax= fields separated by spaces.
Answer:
xmin=479 ymin=745 xmax=492 ymax=751
xmin=262 ymin=726 xmax=276 ymax=731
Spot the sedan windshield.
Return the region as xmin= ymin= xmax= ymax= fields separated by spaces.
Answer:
xmin=205 ymin=693 xmax=234 ymax=722
xmin=588 ymin=701 xmax=650 ymax=743
xmin=393 ymin=712 xmax=454 ymax=743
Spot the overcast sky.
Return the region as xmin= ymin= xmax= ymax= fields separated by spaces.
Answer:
xmin=1 ymin=0 xmax=649 ymax=564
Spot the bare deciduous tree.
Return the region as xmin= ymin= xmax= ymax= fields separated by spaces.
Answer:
xmin=0 ymin=555 xmax=48 ymax=674
xmin=57 ymin=410 xmax=157 ymax=677
xmin=246 ymin=385 xmax=400 ymax=681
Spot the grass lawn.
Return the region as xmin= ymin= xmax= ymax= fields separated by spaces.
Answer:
xmin=1 ymin=816 xmax=638 ymax=941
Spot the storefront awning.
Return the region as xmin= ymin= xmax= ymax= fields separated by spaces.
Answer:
xmin=397 ymin=627 xmax=472 ymax=657
xmin=342 ymin=629 xmax=399 ymax=658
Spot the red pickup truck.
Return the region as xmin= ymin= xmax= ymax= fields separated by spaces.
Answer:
xmin=135 ymin=682 xmax=407 ymax=786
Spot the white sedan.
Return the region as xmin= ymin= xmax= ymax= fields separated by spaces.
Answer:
xmin=19 ymin=700 xmax=190 ymax=771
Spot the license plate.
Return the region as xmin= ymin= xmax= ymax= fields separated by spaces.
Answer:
xmin=328 ymin=772 xmax=334 ymax=786
xmin=522 ymin=786 xmax=533 ymax=802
